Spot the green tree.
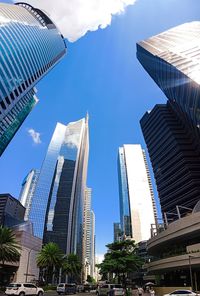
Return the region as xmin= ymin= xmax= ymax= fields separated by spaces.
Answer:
xmin=62 ymin=254 xmax=82 ymax=283
xmin=37 ymin=242 xmax=63 ymax=284
xmin=0 ymin=226 xmax=21 ymax=286
xmin=0 ymin=226 xmax=21 ymax=266
xmin=97 ymin=239 xmax=143 ymax=285
xmin=87 ymin=275 xmax=96 ymax=284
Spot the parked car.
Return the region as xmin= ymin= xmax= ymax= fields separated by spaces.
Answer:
xmin=83 ymin=284 xmax=90 ymax=292
xmin=164 ymin=290 xmax=200 ymax=296
xmin=57 ymin=283 xmax=77 ymax=295
xmin=76 ymin=285 xmax=84 ymax=293
xmin=96 ymin=284 xmax=125 ymax=296
xmin=5 ymin=283 xmax=44 ymax=296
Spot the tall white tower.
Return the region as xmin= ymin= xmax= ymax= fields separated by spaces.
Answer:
xmin=83 ymin=188 xmax=95 ymax=281
xmin=118 ymin=144 xmax=157 ymax=242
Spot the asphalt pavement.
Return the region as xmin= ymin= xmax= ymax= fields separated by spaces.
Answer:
xmin=45 ymin=293 xmax=95 ymax=296
xmin=0 ymin=293 xmax=95 ymax=296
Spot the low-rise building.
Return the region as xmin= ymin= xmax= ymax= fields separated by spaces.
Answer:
xmin=146 ymin=210 xmax=200 ymax=290
xmin=13 ymin=222 xmax=42 ymax=283
xmin=0 ymin=221 xmax=42 ymax=284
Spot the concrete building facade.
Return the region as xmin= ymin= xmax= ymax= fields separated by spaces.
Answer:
xmin=118 ymin=144 xmax=157 ymax=242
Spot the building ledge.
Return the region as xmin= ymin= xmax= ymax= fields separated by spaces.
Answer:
xmin=148 ymin=212 xmax=200 ymax=253
xmin=146 ymin=252 xmax=200 ymax=274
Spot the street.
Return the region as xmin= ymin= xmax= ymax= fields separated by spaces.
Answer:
xmin=45 ymin=293 xmax=96 ymax=296
xmin=0 ymin=292 xmax=96 ymax=296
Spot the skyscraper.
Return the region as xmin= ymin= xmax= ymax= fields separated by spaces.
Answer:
xmin=28 ymin=116 xmax=89 ymax=259
xmin=113 ymin=222 xmax=121 ymax=242
xmin=140 ymin=102 xmax=200 ymax=218
xmin=118 ymin=144 xmax=157 ymax=242
xmin=90 ymin=210 xmax=95 ymax=279
xmin=19 ymin=169 xmax=40 ymax=221
xmin=137 ymin=22 xmax=200 ymax=219
xmin=83 ymin=188 xmax=95 ymax=280
xmin=137 ymin=22 xmax=200 ymax=130
xmin=0 ymin=3 xmax=66 ymax=155
xmin=118 ymin=147 xmax=132 ymax=238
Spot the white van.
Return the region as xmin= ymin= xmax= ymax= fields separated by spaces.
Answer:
xmin=57 ymin=283 xmax=77 ymax=295
xmin=96 ymin=284 xmax=124 ymax=296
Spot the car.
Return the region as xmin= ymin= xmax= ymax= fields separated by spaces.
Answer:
xmin=57 ymin=283 xmax=77 ymax=295
xmin=5 ymin=283 xmax=44 ymax=296
xmin=76 ymin=285 xmax=84 ymax=293
xmin=83 ymin=284 xmax=90 ymax=292
xmin=96 ymin=284 xmax=125 ymax=296
xmin=164 ymin=290 xmax=200 ymax=296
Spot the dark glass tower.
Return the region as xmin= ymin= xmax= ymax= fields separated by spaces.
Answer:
xmin=113 ymin=222 xmax=121 ymax=242
xmin=0 ymin=3 xmax=66 ymax=155
xmin=28 ymin=117 xmax=89 ymax=259
xmin=140 ymin=102 xmax=200 ymax=218
xmin=137 ymin=22 xmax=200 ymax=131
xmin=137 ymin=22 xmax=200 ymax=218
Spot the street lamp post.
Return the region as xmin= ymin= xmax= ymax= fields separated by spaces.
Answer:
xmin=188 ymin=255 xmax=199 ymax=291
xmin=25 ymin=245 xmax=41 ymax=283
xmin=188 ymin=256 xmax=193 ymax=291
xmin=25 ymin=248 xmax=33 ymax=283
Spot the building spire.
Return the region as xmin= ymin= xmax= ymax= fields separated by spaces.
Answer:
xmin=86 ymin=111 xmax=89 ymax=123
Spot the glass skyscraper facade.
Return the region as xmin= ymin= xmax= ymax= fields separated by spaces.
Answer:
xmin=118 ymin=147 xmax=132 ymax=237
xmin=118 ymin=145 xmax=157 ymax=242
xmin=19 ymin=169 xmax=40 ymax=221
xmin=137 ymin=22 xmax=200 ymax=220
xmin=0 ymin=3 xmax=66 ymax=155
xmin=113 ymin=222 xmax=121 ymax=242
xmin=137 ymin=22 xmax=200 ymax=130
xmin=29 ymin=117 xmax=89 ymax=258
xmin=141 ymin=102 xmax=200 ymax=218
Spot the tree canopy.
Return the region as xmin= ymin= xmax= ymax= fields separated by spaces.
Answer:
xmin=0 ymin=226 xmax=21 ymax=265
xmin=97 ymin=239 xmax=143 ymax=284
xmin=37 ymin=242 xmax=63 ymax=269
xmin=37 ymin=243 xmax=82 ymax=283
xmin=62 ymin=253 xmax=82 ymax=280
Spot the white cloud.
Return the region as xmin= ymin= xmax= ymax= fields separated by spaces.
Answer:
xmin=28 ymin=128 xmax=41 ymax=144
xmin=96 ymin=253 xmax=105 ymax=263
xmin=16 ymin=0 xmax=137 ymax=42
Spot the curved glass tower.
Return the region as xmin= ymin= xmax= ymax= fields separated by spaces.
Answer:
xmin=0 ymin=2 xmax=66 ymax=155
xmin=29 ymin=116 xmax=89 ymax=259
xmin=137 ymin=22 xmax=200 ymax=221
xmin=137 ymin=22 xmax=200 ymax=130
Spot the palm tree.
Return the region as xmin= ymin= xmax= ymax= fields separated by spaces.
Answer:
xmin=0 ymin=226 xmax=21 ymax=266
xmin=37 ymin=242 xmax=63 ymax=284
xmin=62 ymin=254 xmax=82 ymax=283
xmin=0 ymin=226 xmax=21 ymax=286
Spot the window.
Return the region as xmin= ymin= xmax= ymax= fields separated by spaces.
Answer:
xmin=8 ymin=284 xmax=21 ymax=288
xmin=24 ymin=284 xmax=36 ymax=288
xmin=171 ymin=291 xmax=192 ymax=295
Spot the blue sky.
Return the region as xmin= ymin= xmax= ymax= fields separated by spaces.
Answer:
xmin=0 ymin=0 xmax=200 ymax=256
